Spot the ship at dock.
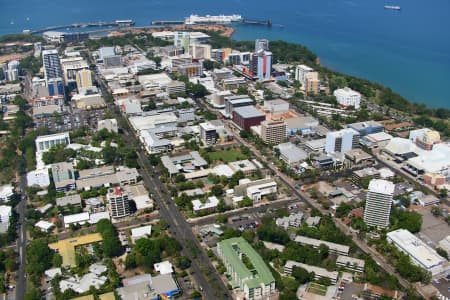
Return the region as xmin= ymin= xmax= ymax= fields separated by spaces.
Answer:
xmin=384 ymin=5 xmax=401 ymax=10
xmin=184 ymin=14 xmax=243 ymax=25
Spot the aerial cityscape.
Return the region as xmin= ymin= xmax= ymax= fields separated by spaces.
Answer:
xmin=0 ymin=2 xmax=449 ymax=300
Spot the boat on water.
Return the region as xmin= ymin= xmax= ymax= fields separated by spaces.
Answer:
xmin=184 ymin=14 xmax=243 ymax=25
xmin=384 ymin=5 xmax=401 ymax=10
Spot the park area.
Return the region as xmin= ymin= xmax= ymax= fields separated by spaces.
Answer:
xmin=204 ymin=148 xmax=249 ymax=163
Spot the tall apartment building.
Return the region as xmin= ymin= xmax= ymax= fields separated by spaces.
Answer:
xmin=334 ymin=87 xmax=361 ymax=109
xmin=250 ymin=50 xmax=272 ymax=81
xmin=61 ymin=56 xmax=89 ymax=88
xmin=5 ymin=60 xmax=19 ymax=82
xmin=199 ymin=122 xmax=219 ymax=145
xmin=305 ymin=71 xmax=320 ymax=95
xmin=76 ymin=69 xmax=93 ymax=90
xmin=255 ymin=39 xmax=269 ymax=51
xmin=107 ymin=187 xmax=130 ymax=218
xmin=42 ymin=49 xmax=63 ymax=83
xmin=295 ymin=64 xmax=314 ymax=86
xmin=325 ymin=128 xmax=360 ymax=154
xmin=364 ymin=179 xmax=395 ymax=228
xmin=189 ymin=43 xmax=211 ymax=60
xmin=261 ymin=120 xmax=287 ymax=145
xmin=217 ymin=237 xmax=276 ymax=300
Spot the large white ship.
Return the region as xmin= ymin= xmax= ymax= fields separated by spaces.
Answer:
xmin=384 ymin=5 xmax=401 ymax=10
xmin=184 ymin=14 xmax=243 ymax=25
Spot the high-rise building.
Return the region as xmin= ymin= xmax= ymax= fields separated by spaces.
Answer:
xmin=42 ymin=49 xmax=63 ymax=83
xmin=295 ymin=64 xmax=314 ymax=86
xmin=61 ymin=56 xmax=89 ymax=89
xmin=261 ymin=120 xmax=287 ymax=145
xmin=107 ymin=187 xmax=130 ymax=218
xmin=250 ymin=50 xmax=272 ymax=81
xmin=199 ymin=122 xmax=219 ymax=145
xmin=334 ymin=87 xmax=361 ymax=109
xmin=173 ymin=32 xmax=190 ymax=51
xmin=364 ymin=179 xmax=395 ymax=228
xmin=76 ymin=69 xmax=93 ymax=90
xmin=255 ymin=39 xmax=269 ymax=51
xmin=325 ymin=128 xmax=360 ymax=154
xmin=305 ymin=72 xmax=320 ymax=95
xmin=47 ymin=77 xmax=64 ymax=96
xmin=5 ymin=60 xmax=19 ymax=82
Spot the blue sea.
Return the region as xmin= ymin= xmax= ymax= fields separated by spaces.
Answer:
xmin=1 ymin=0 xmax=449 ymax=108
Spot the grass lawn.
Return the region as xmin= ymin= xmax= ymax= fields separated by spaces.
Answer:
xmin=206 ymin=149 xmax=248 ymax=163
xmin=308 ymin=283 xmax=327 ymax=296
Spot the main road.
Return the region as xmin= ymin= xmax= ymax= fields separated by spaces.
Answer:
xmin=15 ymin=172 xmax=28 ymax=300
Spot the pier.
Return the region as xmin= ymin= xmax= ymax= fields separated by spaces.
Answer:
xmin=151 ymin=20 xmax=184 ymax=25
xmin=30 ymin=20 xmax=135 ymax=34
xmin=242 ymin=19 xmax=272 ymax=26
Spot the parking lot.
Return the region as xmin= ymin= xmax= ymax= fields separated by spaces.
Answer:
xmin=416 ymin=207 xmax=449 ymax=248
xmin=34 ymin=107 xmax=107 ymax=132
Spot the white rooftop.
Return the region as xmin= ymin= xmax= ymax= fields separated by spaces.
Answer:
xmin=154 ymin=261 xmax=173 ymax=275
xmin=35 ymin=220 xmax=54 ymax=231
xmin=131 ymin=225 xmax=152 ymax=243
xmin=192 ymin=196 xmax=219 ymax=212
xmin=368 ymin=179 xmax=395 ymax=195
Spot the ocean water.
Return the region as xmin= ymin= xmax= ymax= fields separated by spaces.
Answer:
xmin=1 ymin=0 xmax=449 ymax=108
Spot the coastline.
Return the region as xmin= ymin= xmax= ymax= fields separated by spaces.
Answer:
xmin=107 ymin=24 xmax=235 ymax=38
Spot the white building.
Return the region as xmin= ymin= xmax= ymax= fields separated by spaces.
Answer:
xmin=0 ymin=205 xmax=12 ymax=232
xmin=26 ymin=169 xmax=50 ymax=188
xmin=325 ymin=128 xmax=360 ymax=154
xmin=276 ymin=143 xmax=308 ymax=166
xmin=0 ymin=185 xmax=14 ymax=203
xmin=364 ymin=179 xmax=395 ymax=228
xmin=294 ymin=235 xmax=350 ymax=256
xmin=131 ymin=225 xmax=152 ymax=244
xmin=154 ymin=261 xmax=174 ymax=275
xmin=387 ymin=229 xmax=448 ymax=276
xmin=336 ymin=255 xmax=365 ymax=273
xmin=284 ymin=261 xmax=339 ymax=284
xmin=295 ymin=65 xmax=314 ymax=87
xmin=98 ymin=118 xmax=118 ymax=133
xmin=35 ymin=132 xmax=71 ymax=153
xmin=334 ymin=87 xmax=361 ymax=109
xmin=192 ymin=196 xmax=219 ymax=214
xmin=247 ymin=181 xmax=277 ymax=202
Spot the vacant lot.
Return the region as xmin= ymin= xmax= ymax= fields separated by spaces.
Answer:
xmin=206 ymin=149 xmax=248 ymax=163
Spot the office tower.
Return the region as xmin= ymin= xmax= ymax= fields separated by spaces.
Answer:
xmin=325 ymin=128 xmax=360 ymax=154
xmin=255 ymin=39 xmax=270 ymax=51
xmin=364 ymin=179 xmax=395 ymax=228
xmin=261 ymin=120 xmax=287 ymax=145
xmin=251 ymin=50 xmax=272 ymax=81
xmin=42 ymin=49 xmax=63 ymax=83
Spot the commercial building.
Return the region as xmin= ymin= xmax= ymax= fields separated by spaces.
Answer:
xmin=347 ymin=120 xmax=384 ymax=137
xmin=47 ymin=77 xmax=64 ymax=96
xmin=99 ymin=47 xmax=122 ymax=68
xmin=285 ymin=116 xmax=320 ymax=136
xmin=56 ymin=194 xmax=82 ymax=210
xmin=107 ymin=186 xmax=131 ymax=219
xmin=336 ymin=255 xmax=365 ymax=273
xmin=42 ymin=49 xmax=63 ymax=84
xmin=5 ymin=60 xmax=19 ymax=82
xmin=192 ymin=196 xmax=219 ymax=214
xmin=284 ymin=261 xmax=339 ymax=284
xmin=276 ymin=142 xmax=308 ymax=166
xmin=72 ymin=93 xmax=106 ymax=110
xmin=76 ymin=166 xmax=139 ymax=190
xmin=217 ymin=237 xmax=276 ymax=300
xmin=261 ymin=120 xmax=287 ymax=145
xmin=177 ymin=62 xmax=203 ymax=77
xmin=140 ymin=130 xmax=173 ymax=154
xmin=225 ymin=95 xmax=254 ymax=117
xmin=263 ymin=99 xmax=290 ymax=115
xmin=189 ymin=43 xmax=212 ymax=59
xmin=128 ymin=112 xmax=178 ymax=134
xmin=293 ymin=235 xmax=350 ymax=256
xmin=199 ymin=121 xmax=225 ymax=145
xmin=61 ymin=56 xmax=89 ymax=88
xmin=130 ymin=225 xmax=152 ymax=243
xmin=362 ymin=283 xmax=399 ymax=300
xmin=51 ymin=162 xmax=76 ymax=192
xmin=232 ymin=106 xmax=265 ymax=130
xmin=161 ymin=151 xmax=208 ymax=176
xmin=98 ymin=118 xmax=118 ymax=133
xmin=409 ymin=128 xmax=441 ymax=150
xmin=363 ymin=179 xmax=395 ymax=228
xmin=0 ymin=185 xmax=14 ymax=203
xmin=76 ymin=69 xmax=93 ymax=90
xmin=247 ymin=181 xmax=277 ymax=202
xmin=116 ymin=273 xmax=180 ymax=300
xmin=325 ymin=128 xmax=360 ymax=154
xmin=334 ymin=87 xmax=361 ymax=109
xmin=35 ymin=132 xmax=71 ymax=153
xmin=387 ymin=229 xmax=447 ymax=276
xmin=361 ymin=132 xmax=393 ymax=148
xmin=255 ymin=39 xmax=270 ymax=51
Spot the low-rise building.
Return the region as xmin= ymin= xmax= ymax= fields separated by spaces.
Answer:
xmin=218 ymin=237 xmax=276 ymax=300
xmin=347 ymin=120 xmax=384 ymax=137
xmin=334 ymin=87 xmax=361 ymax=109
xmin=362 ymin=283 xmax=399 ymax=300
xmin=0 ymin=184 xmax=14 ymax=203
xmin=284 ymin=261 xmax=338 ymax=284
xmin=56 ymin=194 xmax=82 ymax=210
xmin=117 ymin=273 xmax=180 ymax=300
xmin=294 ymin=235 xmax=350 ymax=256
xmin=98 ymin=118 xmax=118 ymax=133
xmin=192 ymin=196 xmax=219 ymax=214
xmin=275 ymin=212 xmax=304 ymax=229
xmin=51 ymin=162 xmax=76 ymax=192
xmin=276 ymin=142 xmax=308 ymax=166
xmin=0 ymin=205 xmax=12 ymax=233
xmin=232 ymin=106 xmax=265 ymax=130
xmin=154 ymin=261 xmax=174 ymax=275
xmin=246 ymin=181 xmax=277 ymax=202
xmin=387 ymin=229 xmax=447 ymax=276
xmin=336 ymin=255 xmax=365 ymax=273
xmin=131 ymin=225 xmax=152 ymax=243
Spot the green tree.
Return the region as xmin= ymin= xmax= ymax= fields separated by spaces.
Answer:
xmin=96 ymin=219 xmax=122 ymax=257
xmin=292 ymin=266 xmax=314 ymax=284
xmin=176 ymin=256 xmax=191 ymax=270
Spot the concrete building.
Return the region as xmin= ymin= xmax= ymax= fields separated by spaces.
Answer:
xmin=347 ymin=120 xmax=384 ymax=137
xmin=276 ymin=142 xmax=308 ymax=166
xmin=192 ymin=196 xmax=219 ymax=214
xmin=98 ymin=118 xmax=118 ymax=133
xmin=336 ymin=255 xmax=365 ymax=273
xmin=177 ymin=62 xmax=203 ymax=77
xmin=60 ymin=56 xmax=89 ymax=88
xmin=363 ymin=179 xmax=395 ymax=228
xmin=255 ymin=39 xmax=269 ymax=51
xmin=294 ymin=235 xmax=350 ymax=256
xmin=247 ymin=181 xmax=277 ymax=202
xmin=131 ymin=225 xmax=152 ymax=243
xmin=199 ymin=121 xmax=220 ymax=145
xmin=76 ymin=69 xmax=93 ymax=90
xmin=0 ymin=205 xmax=12 ymax=233
xmin=295 ymin=65 xmax=314 ymax=86
xmin=0 ymin=185 xmax=14 ymax=203
xmin=261 ymin=120 xmax=287 ymax=145
xmin=56 ymin=194 xmax=82 ymax=210
xmin=276 ymin=212 xmax=304 ymax=229
xmin=284 ymin=261 xmax=339 ymax=284
xmin=361 ymin=132 xmax=393 ymax=148
xmin=107 ymin=186 xmax=130 ymax=219
xmin=387 ymin=229 xmax=447 ymax=276
xmin=334 ymin=87 xmax=361 ymax=109
xmin=35 ymin=132 xmax=70 ymax=153
xmin=409 ymin=128 xmax=441 ymax=150
xmin=5 ymin=60 xmax=19 ymax=82
xmin=263 ymin=99 xmax=289 ymax=115
xmin=99 ymin=47 xmax=122 ymax=68
xmin=232 ymin=106 xmax=265 ymax=130
xmin=189 ymin=43 xmax=212 ymax=59
xmin=285 ymin=116 xmax=319 ymax=136
xmin=325 ymin=128 xmax=360 ymax=154
xmin=217 ymin=237 xmax=276 ymax=300
xmin=250 ymin=50 xmax=272 ymax=81
xmin=305 ymin=72 xmax=320 ymax=95
xmin=116 ymin=273 xmax=180 ymax=300
xmin=42 ymin=49 xmax=62 ymax=84
xmin=51 ymin=162 xmax=76 ymax=192
xmin=225 ymin=95 xmax=254 ymax=117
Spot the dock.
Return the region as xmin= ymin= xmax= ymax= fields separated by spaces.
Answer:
xmin=242 ymin=19 xmax=272 ymax=26
xmin=30 ymin=20 xmax=135 ymax=34
xmin=151 ymin=20 xmax=185 ymax=26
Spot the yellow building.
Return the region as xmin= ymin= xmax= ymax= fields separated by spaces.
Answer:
xmin=261 ymin=120 xmax=287 ymax=145
xmin=305 ymin=72 xmax=320 ymax=96
xmin=48 ymin=233 xmax=103 ymax=267
xmin=76 ymin=69 xmax=93 ymax=90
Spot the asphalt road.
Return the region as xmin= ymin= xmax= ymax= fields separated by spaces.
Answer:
xmin=15 ymin=172 xmax=28 ymax=300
